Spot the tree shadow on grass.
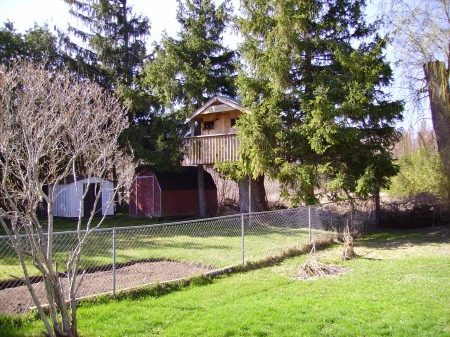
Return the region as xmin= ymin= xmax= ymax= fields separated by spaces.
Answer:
xmin=355 ymin=227 xmax=449 ymax=251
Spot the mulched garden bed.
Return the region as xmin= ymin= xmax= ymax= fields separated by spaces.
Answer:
xmin=0 ymin=259 xmax=214 ymax=315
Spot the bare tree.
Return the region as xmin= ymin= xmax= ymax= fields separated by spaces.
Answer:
xmin=0 ymin=61 xmax=129 ymax=337
xmin=424 ymin=60 xmax=450 ymax=199
xmin=381 ymin=0 xmax=450 ymax=199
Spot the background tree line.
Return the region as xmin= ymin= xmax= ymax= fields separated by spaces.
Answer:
xmin=1 ymin=0 xmax=447 ymax=207
xmin=0 ymin=1 xmax=447 ymax=335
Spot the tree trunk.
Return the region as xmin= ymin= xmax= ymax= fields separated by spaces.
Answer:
xmin=121 ymin=0 xmax=131 ymax=86
xmin=239 ymin=176 xmax=268 ymax=213
xmin=374 ymin=189 xmax=381 ymax=227
xmin=424 ymin=61 xmax=450 ymax=200
xmin=197 ymin=165 xmax=207 ymax=217
xmin=112 ymin=164 xmax=121 ymax=213
xmin=304 ymin=31 xmax=313 ymax=100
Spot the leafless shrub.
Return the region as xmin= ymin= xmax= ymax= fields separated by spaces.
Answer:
xmin=0 ymin=61 xmax=130 ymax=337
xmin=341 ymin=224 xmax=357 ymax=260
xmin=296 ymin=240 xmax=349 ymax=279
xmin=296 ymin=262 xmax=349 ymax=279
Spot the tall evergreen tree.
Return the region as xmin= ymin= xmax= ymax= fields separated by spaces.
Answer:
xmin=62 ymin=1 xmax=150 ymax=210
xmin=63 ymin=0 xmax=150 ymax=89
xmin=224 ymin=0 xmax=403 ymax=205
xmin=129 ymin=0 xmax=236 ymax=168
xmin=142 ymin=0 xmax=236 ymax=117
xmin=63 ymin=0 xmax=157 ymax=156
xmin=0 ymin=22 xmax=63 ymax=68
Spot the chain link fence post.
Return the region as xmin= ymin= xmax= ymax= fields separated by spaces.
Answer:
xmin=308 ymin=206 xmax=312 ymax=243
xmin=241 ymin=213 xmax=245 ymax=266
xmin=112 ymin=228 xmax=116 ymax=297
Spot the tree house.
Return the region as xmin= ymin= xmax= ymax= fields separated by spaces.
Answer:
xmin=184 ymin=96 xmax=267 ymax=215
xmin=184 ymin=96 xmax=245 ymax=165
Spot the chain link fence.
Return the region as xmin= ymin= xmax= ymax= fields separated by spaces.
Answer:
xmin=0 ymin=199 xmax=375 ymax=314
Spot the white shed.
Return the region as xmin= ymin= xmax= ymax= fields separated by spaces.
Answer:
xmin=51 ymin=177 xmax=115 ymax=218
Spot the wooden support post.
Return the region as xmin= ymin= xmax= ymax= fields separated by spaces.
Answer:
xmin=197 ymin=165 xmax=207 ymax=218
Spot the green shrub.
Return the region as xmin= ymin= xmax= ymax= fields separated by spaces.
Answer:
xmin=387 ymin=146 xmax=448 ymax=198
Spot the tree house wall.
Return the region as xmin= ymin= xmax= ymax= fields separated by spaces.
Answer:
xmin=185 ymin=99 xmax=244 ymax=165
xmin=193 ymin=109 xmax=242 ymax=136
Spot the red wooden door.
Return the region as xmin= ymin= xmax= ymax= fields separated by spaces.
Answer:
xmin=136 ymin=176 xmax=154 ymax=216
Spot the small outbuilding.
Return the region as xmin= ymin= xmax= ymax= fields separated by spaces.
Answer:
xmin=129 ymin=166 xmax=217 ymax=218
xmin=51 ymin=176 xmax=115 ymax=218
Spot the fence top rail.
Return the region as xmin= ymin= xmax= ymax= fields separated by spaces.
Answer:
xmin=246 ymin=198 xmax=369 ymax=217
xmin=0 ymin=213 xmax=243 ymax=239
xmin=0 ymin=198 xmax=372 ymax=239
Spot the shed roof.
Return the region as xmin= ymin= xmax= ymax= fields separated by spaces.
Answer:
xmin=137 ymin=166 xmax=217 ymax=191
xmin=60 ymin=176 xmax=111 ymax=185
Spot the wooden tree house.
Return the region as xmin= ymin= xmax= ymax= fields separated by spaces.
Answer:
xmin=183 ymin=96 xmax=246 ymax=216
xmin=184 ymin=96 xmax=245 ymax=165
xmin=184 ymin=96 xmax=267 ymax=215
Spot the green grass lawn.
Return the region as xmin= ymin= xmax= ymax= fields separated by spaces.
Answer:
xmin=0 ymin=215 xmax=174 ymax=281
xmin=2 ymin=227 xmax=449 ymax=337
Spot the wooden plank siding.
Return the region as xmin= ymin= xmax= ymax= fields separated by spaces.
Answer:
xmin=184 ymin=134 xmax=240 ymax=165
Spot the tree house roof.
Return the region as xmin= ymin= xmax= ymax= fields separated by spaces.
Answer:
xmin=186 ymin=95 xmax=245 ymax=123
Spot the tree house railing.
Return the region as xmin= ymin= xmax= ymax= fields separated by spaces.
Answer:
xmin=184 ymin=134 xmax=240 ymax=165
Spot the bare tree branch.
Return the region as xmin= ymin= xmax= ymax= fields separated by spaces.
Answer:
xmin=0 ymin=60 xmax=130 ymax=337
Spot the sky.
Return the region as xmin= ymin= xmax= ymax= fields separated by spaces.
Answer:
xmin=0 ymin=0 xmax=239 ymax=47
xmin=0 ymin=0 xmax=431 ymax=130
xmin=0 ymin=0 xmax=179 ymax=43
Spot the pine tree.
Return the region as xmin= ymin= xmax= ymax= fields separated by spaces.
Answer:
xmin=129 ymin=0 xmax=236 ymax=169
xmin=142 ymin=0 xmax=236 ymax=117
xmin=229 ymin=0 xmax=403 ymax=205
xmin=62 ymin=0 xmax=159 ymax=155
xmin=63 ymin=0 xmax=150 ymax=89
xmin=0 ymin=22 xmax=63 ymax=67
xmin=62 ymin=1 xmax=150 ymax=210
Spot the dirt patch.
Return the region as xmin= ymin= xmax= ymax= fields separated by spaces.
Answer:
xmin=0 ymin=260 xmax=214 ymax=315
xmin=294 ymin=263 xmax=350 ymax=280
